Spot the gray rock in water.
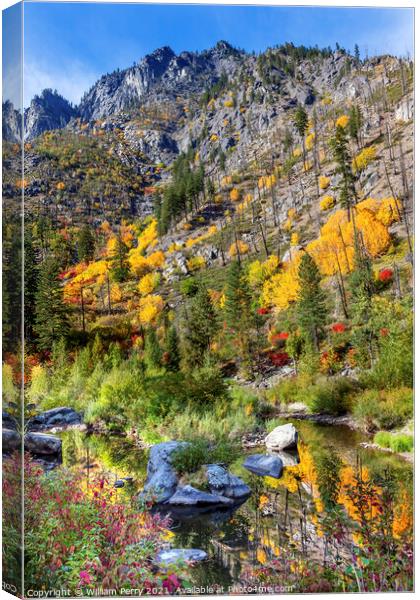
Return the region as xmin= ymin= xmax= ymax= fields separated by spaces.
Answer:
xmin=141 ymin=441 xmax=188 ymax=504
xmin=265 ymin=423 xmax=298 ymax=451
xmin=155 ymin=548 xmax=208 ymax=565
xmin=168 ymin=484 xmax=233 ymax=506
xmin=2 ymin=411 xmax=18 ymax=431
xmin=243 ymin=454 xmax=283 ymax=478
xmin=2 ymin=428 xmax=21 ymax=454
xmin=114 ymin=479 xmax=125 ymax=488
xmin=24 ymin=432 xmax=62 ymax=457
xmin=27 ymin=407 xmax=82 ymax=431
xmin=207 ymin=464 xmax=251 ymax=500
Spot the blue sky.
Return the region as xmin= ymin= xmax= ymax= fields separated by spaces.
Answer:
xmin=3 ymin=2 xmax=414 ymax=108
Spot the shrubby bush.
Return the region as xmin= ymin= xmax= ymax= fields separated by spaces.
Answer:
xmin=354 ymin=387 xmax=413 ymax=432
xmin=3 ymin=454 xmax=188 ymax=594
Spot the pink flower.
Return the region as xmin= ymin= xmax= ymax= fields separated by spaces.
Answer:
xmin=163 ymin=574 xmax=181 ymax=593
xmin=79 ymin=571 xmax=92 ymax=585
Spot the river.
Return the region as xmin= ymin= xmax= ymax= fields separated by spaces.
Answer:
xmin=57 ymin=419 xmax=413 ymax=590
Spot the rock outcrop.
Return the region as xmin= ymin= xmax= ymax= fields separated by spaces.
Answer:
xmin=24 ymin=89 xmax=76 ymax=140
xmin=141 ymin=440 xmax=188 ymax=503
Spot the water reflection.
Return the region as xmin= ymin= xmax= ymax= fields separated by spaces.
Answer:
xmin=57 ymin=421 xmax=413 ymax=589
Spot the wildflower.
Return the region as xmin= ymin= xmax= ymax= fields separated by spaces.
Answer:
xmin=331 ymin=322 xmax=346 ymax=333
xmin=378 ymin=268 xmax=393 ymax=282
xmin=79 ymin=571 xmax=92 ymax=585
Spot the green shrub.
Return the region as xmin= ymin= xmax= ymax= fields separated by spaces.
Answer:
xmin=172 ymin=438 xmax=209 ymax=474
xmin=305 ymin=378 xmax=354 ymax=416
xmin=354 ymin=387 xmax=413 ymax=432
xmin=171 ymin=436 xmax=240 ymax=474
xmin=179 ymin=276 xmax=199 ymax=297
xmin=361 ymin=321 xmax=413 ymax=390
xmin=390 ymin=434 xmax=413 ymax=453
xmin=373 ymin=431 xmax=392 ymax=448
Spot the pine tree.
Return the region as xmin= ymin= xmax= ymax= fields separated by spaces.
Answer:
xmin=144 ymin=327 xmax=162 ymax=371
xmin=224 ymin=261 xmax=254 ymax=372
xmin=293 ymin=104 xmax=309 ymax=165
xmin=354 ymin=43 xmax=360 ymax=65
xmin=24 ymin=228 xmax=39 ymax=345
xmin=330 ymin=124 xmax=357 ymax=221
xmin=184 ymin=285 xmax=218 ymax=367
xmin=296 ymin=252 xmax=327 ymax=351
xmin=348 ymin=231 xmax=375 ymax=365
xmin=34 ymin=256 xmax=69 ymax=351
xmin=77 ymin=224 xmax=95 ymax=263
xmin=110 ymin=235 xmax=129 ymax=282
xmin=349 ymin=104 xmax=363 ymax=149
xmin=164 ymin=325 xmax=180 ymax=371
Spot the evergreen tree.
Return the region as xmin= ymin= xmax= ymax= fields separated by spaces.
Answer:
xmin=34 ymin=256 xmax=69 ymax=351
xmin=24 ymin=228 xmax=39 ymax=345
xmin=184 ymin=285 xmax=218 ymax=367
xmin=224 ymin=261 xmax=254 ymax=372
xmin=110 ymin=235 xmax=130 ymax=282
xmin=348 ymin=231 xmax=375 ymax=365
xmin=144 ymin=327 xmax=162 ymax=371
xmin=354 ymin=43 xmax=360 ymax=65
xmin=330 ymin=124 xmax=357 ymax=221
xmin=77 ymin=224 xmax=95 ymax=263
xmin=164 ymin=325 xmax=180 ymax=371
xmin=293 ymin=104 xmax=309 ymax=165
xmin=2 ymin=219 xmax=22 ymax=351
xmin=296 ymin=252 xmax=327 ymax=351
xmin=349 ymin=103 xmax=363 ymax=148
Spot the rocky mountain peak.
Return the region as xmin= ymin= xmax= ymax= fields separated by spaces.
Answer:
xmin=2 ymin=100 xmax=22 ymax=143
xmin=24 ymin=89 xmax=76 ymax=140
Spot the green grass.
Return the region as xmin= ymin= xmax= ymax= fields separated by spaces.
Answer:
xmin=374 ymin=431 xmax=413 ymax=453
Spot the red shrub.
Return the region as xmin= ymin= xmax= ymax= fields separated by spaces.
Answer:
xmin=269 ymin=351 xmax=290 ymax=366
xmin=378 ymin=268 xmax=393 ymax=282
xmin=331 ymin=322 xmax=346 ymax=334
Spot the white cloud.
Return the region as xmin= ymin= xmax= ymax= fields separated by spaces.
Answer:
xmin=23 ymin=59 xmax=100 ymax=107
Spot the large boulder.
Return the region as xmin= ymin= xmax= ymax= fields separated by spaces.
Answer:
xmin=24 ymin=432 xmax=62 ymax=457
xmin=265 ymin=423 xmax=298 ymax=451
xmin=243 ymin=454 xmax=283 ymax=478
xmin=27 ymin=407 xmax=82 ymax=431
xmin=207 ymin=465 xmax=251 ymax=500
xmin=167 ymin=485 xmax=233 ymax=506
xmin=2 ymin=428 xmax=21 ymax=454
xmin=156 ymin=549 xmax=208 ymax=565
xmin=3 ymin=411 xmax=18 ymax=430
xmin=141 ymin=441 xmax=188 ymax=504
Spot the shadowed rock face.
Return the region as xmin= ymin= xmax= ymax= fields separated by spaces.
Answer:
xmin=168 ymin=484 xmax=233 ymax=506
xmin=140 ymin=440 xmax=189 ymax=504
xmin=24 ymin=89 xmax=76 ymax=140
xmin=2 ymin=100 xmax=22 ymax=143
xmin=207 ymin=464 xmax=251 ymax=499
